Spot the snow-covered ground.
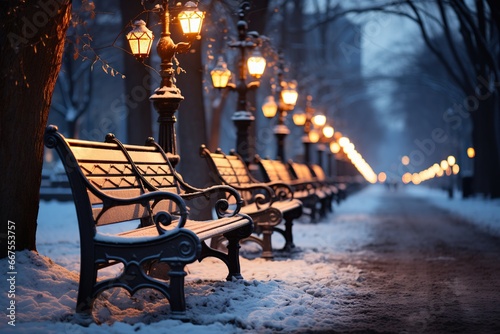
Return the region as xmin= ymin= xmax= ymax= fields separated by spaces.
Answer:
xmin=2 ymin=184 xmax=499 ymax=333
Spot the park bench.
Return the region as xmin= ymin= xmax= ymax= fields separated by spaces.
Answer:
xmin=287 ymin=161 xmax=335 ymax=216
xmin=254 ymin=156 xmax=328 ymax=221
xmin=199 ymin=146 xmax=303 ymax=256
xmin=43 ymin=125 xmax=253 ymax=319
xmin=308 ymin=163 xmax=342 ymax=206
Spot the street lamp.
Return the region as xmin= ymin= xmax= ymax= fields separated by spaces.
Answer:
xmin=262 ymin=55 xmax=298 ymax=161
xmin=210 ymin=1 xmax=266 ymax=163
xmin=126 ymin=1 xmax=205 ymax=160
xmin=126 ymin=20 xmax=154 ymax=60
xmin=292 ymin=95 xmax=315 ymax=163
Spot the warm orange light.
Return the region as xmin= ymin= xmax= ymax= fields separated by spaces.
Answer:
xmin=467 ymin=147 xmax=475 ymax=158
xmin=338 ymin=137 xmax=350 ymax=147
xmin=210 ymin=56 xmax=232 ymax=88
xmin=322 ymin=125 xmax=334 ymax=138
xmin=312 ymin=114 xmax=326 ymax=127
xmin=401 ymin=155 xmax=410 ymax=166
xmin=292 ymin=112 xmax=306 ymax=126
xmin=432 ymin=163 xmax=441 ymax=174
xmin=262 ymin=96 xmax=278 ymax=118
xmin=247 ymin=50 xmax=266 ymax=78
xmin=378 ymin=172 xmax=387 ymax=183
xmin=330 ymin=142 xmax=340 ymax=154
xmin=411 ymin=173 xmax=421 ymax=185
xmin=281 ymin=81 xmax=298 ymax=106
xmin=343 ymin=143 xmax=355 ymax=154
xmin=452 ymin=164 xmax=460 ymax=174
xmin=440 ymin=160 xmax=449 ymax=170
xmin=402 ymin=172 xmax=412 ymax=184
xmin=178 ymin=1 xmax=205 ymax=36
xmin=447 ymin=155 xmax=456 ymax=166
xmin=308 ymin=130 xmax=320 ymax=143
xmin=126 ymin=20 xmax=154 ymax=59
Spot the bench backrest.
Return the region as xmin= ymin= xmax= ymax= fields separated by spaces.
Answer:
xmin=44 ymin=126 xmax=180 ymax=228
xmin=310 ymin=164 xmax=327 ymax=182
xmin=200 ymin=146 xmax=254 ymax=187
xmin=289 ymin=162 xmax=316 ymax=182
xmin=257 ymin=158 xmax=294 ymax=183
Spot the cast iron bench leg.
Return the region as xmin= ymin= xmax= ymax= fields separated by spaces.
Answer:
xmin=168 ymin=263 xmax=188 ymax=317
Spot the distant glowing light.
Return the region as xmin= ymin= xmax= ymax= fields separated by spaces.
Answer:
xmin=440 ymin=160 xmax=449 ymax=170
xmin=378 ymin=172 xmax=387 ymax=183
xmin=338 ymin=137 xmax=350 ymax=147
xmin=411 ymin=173 xmax=421 ymax=185
xmin=447 ymin=155 xmax=456 ymax=166
xmin=308 ymin=130 xmax=320 ymax=143
xmin=330 ymin=142 xmax=340 ymax=154
xmin=467 ymin=147 xmax=475 ymax=158
xmin=322 ymin=125 xmax=334 ymax=138
xmin=401 ymin=155 xmax=410 ymax=166
xmin=312 ymin=114 xmax=326 ymax=127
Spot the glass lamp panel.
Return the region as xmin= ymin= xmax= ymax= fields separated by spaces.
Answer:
xmin=178 ymin=2 xmax=205 ymax=35
xmin=210 ymin=57 xmax=232 ymax=88
xmin=292 ymin=112 xmax=306 ymax=126
xmin=126 ymin=20 xmax=154 ymax=58
xmin=262 ymin=96 xmax=278 ymax=118
xmin=281 ymin=89 xmax=298 ymax=106
xmin=281 ymin=80 xmax=298 ymax=106
xmin=312 ymin=114 xmax=326 ymax=127
xmin=247 ymin=51 xmax=266 ymax=78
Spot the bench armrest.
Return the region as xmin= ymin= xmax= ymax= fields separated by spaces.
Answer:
xmin=92 ymin=188 xmax=189 ymax=232
xmin=262 ymin=181 xmax=295 ymax=202
xmin=179 ymin=184 xmax=245 ymax=218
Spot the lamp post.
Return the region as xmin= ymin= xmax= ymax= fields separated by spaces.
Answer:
xmin=126 ymin=1 xmax=204 ymax=160
xmin=329 ymin=139 xmax=341 ymax=177
xmin=309 ymin=114 xmax=332 ymax=168
xmin=210 ymin=1 xmax=266 ymax=163
xmin=292 ymin=95 xmax=316 ymax=163
xmin=262 ymin=54 xmax=298 ymax=161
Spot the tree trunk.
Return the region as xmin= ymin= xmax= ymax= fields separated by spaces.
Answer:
xmin=0 ymin=1 xmax=72 ymax=258
xmin=471 ymin=97 xmax=500 ymax=197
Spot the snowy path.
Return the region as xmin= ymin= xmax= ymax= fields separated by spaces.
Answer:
xmin=327 ymin=187 xmax=500 ymax=333
xmin=2 ymin=184 xmax=500 ymax=333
